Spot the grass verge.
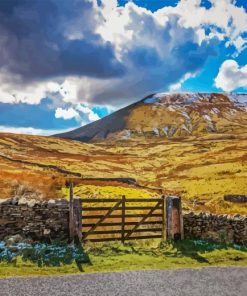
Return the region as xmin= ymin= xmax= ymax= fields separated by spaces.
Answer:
xmin=0 ymin=240 xmax=247 ymax=278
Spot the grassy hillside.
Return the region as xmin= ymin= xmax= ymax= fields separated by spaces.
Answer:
xmin=0 ymin=132 xmax=246 ymax=214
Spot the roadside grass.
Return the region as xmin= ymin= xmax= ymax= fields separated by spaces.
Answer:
xmin=0 ymin=240 xmax=247 ymax=278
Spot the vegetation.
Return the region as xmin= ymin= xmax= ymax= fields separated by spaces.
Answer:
xmin=0 ymin=241 xmax=89 ymax=266
xmin=62 ymin=185 xmax=159 ymax=200
xmin=0 ymin=132 xmax=246 ymax=214
xmin=0 ymin=95 xmax=246 ymax=277
xmin=0 ymin=240 xmax=247 ymax=278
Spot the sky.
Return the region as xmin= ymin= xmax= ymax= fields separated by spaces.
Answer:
xmin=0 ymin=0 xmax=246 ymax=135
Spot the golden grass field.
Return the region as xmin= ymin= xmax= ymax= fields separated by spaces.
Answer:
xmin=0 ymin=132 xmax=246 ymax=215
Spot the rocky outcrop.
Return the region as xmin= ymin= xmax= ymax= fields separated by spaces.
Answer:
xmin=0 ymin=198 xmax=69 ymax=241
xmin=224 ymin=195 xmax=247 ymax=203
xmin=183 ymin=212 xmax=247 ymax=245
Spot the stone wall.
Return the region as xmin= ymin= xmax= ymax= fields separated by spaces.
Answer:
xmin=183 ymin=212 xmax=247 ymax=245
xmin=0 ymin=198 xmax=69 ymax=241
xmin=1 ymin=197 xmax=247 ymax=245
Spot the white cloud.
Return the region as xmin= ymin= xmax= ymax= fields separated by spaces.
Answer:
xmin=0 ymin=126 xmax=71 ymax=136
xmin=73 ymin=0 xmax=247 ymax=106
xmin=101 ymin=0 xmax=118 ymax=18
xmin=54 ymin=104 xmax=101 ymax=123
xmin=0 ymin=70 xmax=81 ymax=105
xmin=0 ymin=70 xmax=61 ymax=105
xmin=155 ymin=0 xmax=247 ymax=53
xmin=55 ymin=107 xmax=80 ymax=120
xmin=215 ymin=60 xmax=247 ymax=91
xmin=73 ymin=2 xmax=217 ymax=106
xmin=169 ymin=73 xmax=195 ymax=92
xmin=76 ymin=104 xmax=100 ymax=122
xmin=0 ymin=0 xmax=247 ymax=108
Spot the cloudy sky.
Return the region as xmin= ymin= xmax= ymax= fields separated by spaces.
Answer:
xmin=0 ymin=0 xmax=246 ymax=135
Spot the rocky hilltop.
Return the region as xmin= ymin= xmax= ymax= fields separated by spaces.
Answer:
xmin=55 ymin=93 xmax=247 ymax=142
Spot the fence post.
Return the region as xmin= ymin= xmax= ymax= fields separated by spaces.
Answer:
xmin=179 ymin=196 xmax=184 ymax=239
xmin=161 ymin=195 xmax=165 ymax=240
xmin=73 ymin=197 xmax=82 ymax=242
xmin=166 ymin=196 xmax=183 ymax=240
xmin=121 ymin=195 xmax=126 ymax=244
xmin=69 ymin=182 xmax=74 ymax=241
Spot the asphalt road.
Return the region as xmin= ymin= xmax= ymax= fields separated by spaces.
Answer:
xmin=1 ymin=267 xmax=246 ymax=296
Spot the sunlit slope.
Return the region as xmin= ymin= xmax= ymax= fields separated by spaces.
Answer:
xmin=0 ymin=132 xmax=246 ymax=214
xmin=56 ymin=93 xmax=247 ymax=142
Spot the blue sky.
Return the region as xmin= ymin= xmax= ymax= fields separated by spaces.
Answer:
xmin=0 ymin=0 xmax=246 ymax=135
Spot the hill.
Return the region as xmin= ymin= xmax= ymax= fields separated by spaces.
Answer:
xmin=55 ymin=93 xmax=247 ymax=142
xmin=1 ymin=93 xmax=247 ymax=215
xmin=0 ymin=130 xmax=246 ymax=215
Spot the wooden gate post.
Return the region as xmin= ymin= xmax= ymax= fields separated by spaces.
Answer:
xmin=69 ymin=182 xmax=74 ymax=241
xmin=73 ymin=197 xmax=82 ymax=242
xmin=162 ymin=195 xmax=165 ymax=240
xmin=121 ymin=195 xmax=126 ymax=244
xmin=166 ymin=196 xmax=184 ymax=240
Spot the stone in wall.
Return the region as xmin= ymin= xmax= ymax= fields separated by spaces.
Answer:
xmin=183 ymin=212 xmax=247 ymax=245
xmin=0 ymin=198 xmax=69 ymax=241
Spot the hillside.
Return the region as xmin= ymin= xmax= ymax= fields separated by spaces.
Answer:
xmin=1 ymin=93 xmax=246 ymax=215
xmin=0 ymin=130 xmax=246 ymax=215
xmin=55 ymin=93 xmax=247 ymax=142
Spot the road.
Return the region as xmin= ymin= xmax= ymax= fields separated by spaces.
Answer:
xmin=1 ymin=267 xmax=246 ymax=296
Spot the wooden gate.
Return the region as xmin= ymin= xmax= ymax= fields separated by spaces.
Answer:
xmin=81 ymin=196 xmax=165 ymax=242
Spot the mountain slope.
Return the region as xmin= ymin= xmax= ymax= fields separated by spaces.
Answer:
xmin=55 ymin=93 xmax=247 ymax=142
xmin=1 ymin=131 xmax=247 ymax=215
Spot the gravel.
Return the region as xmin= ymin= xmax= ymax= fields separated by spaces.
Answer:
xmin=1 ymin=267 xmax=246 ymax=296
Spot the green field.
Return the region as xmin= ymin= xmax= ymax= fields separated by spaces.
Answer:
xmin=1 ymin=240 xmax=247 ymax=278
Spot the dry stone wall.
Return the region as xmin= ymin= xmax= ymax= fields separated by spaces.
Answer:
xmin=0 ymin=198 xmax=69 ymax=241
xmin=183 ymin=212 xmax=247 ymax=245
xmin=1 ymin=198 xmax=247 ymax=245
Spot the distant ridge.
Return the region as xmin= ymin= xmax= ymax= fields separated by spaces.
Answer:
xmin=54 ymin=92 xmax=247 ymax=142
